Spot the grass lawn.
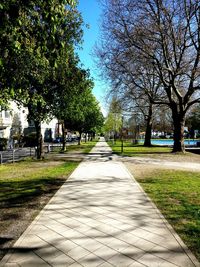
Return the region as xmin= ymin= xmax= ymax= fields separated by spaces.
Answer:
xmin=107 ymin=140 xmax=200 ymax=162
xmin=134 ymin=169 xmax=200 ymax=261
xmin=108 ymin=140 xmax=172 ymax=156
xmin=50 ymin=140 xmax=98 ymax=154
xmin=64 ymin=140 xmax=98 ymax=154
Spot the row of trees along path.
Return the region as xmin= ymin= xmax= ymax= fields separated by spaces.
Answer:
xmin=0 ymin=1 xmax=103 ymax=158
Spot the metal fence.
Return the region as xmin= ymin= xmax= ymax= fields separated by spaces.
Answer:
xmin=0 ymin=147 xmax=35 ymax=164
xmin=0 ymin=142 xmax=78 ymax=164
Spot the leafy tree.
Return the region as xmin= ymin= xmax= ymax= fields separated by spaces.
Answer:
xmin=0 ymin=0 xmax=83 ymax=158
xmin=63 ymin=87 xmax=104 ymax=145
xmin=52 ymin=60 xmax=94 ymax=150
xmin=104 ymin=98 xmax=122 ymax=140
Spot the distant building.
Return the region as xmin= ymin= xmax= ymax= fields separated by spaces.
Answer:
xmin=0 ymin=102 xmax=59 ymax=144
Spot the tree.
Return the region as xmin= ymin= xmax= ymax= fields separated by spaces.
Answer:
xmin=104 ymin=98 xmax=122 ymax=140
xmin=95 ymin=4 xmax=165 ymax=147
xmin=186 ymin=104 xmax=200 ymax=135
xmin=0 ymin=0 xmax=83 ymax=158
xmin=63 ymin=87 xmax=104 ymax=145
xmin=52 ymin=60 xmax=94 ymax=150
xmin=98 ymin=0 xmax=200 ymax=152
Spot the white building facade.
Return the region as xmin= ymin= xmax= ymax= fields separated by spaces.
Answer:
xmin=0 ymin=102 xmax=59 ymax=144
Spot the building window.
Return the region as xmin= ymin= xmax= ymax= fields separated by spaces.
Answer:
xmin=5 ymin=111 xmax=10 ymax=118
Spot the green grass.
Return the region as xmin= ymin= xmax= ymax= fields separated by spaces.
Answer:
xmin=0 ymin=160 xmax=78 ymax=203
xmin=63 ymin=140 xmax=98 ymax=154
xmin=135 ymin=170 xmax=200 ymax=261
xmin=108 ymin=140 xmax=172 ymax=156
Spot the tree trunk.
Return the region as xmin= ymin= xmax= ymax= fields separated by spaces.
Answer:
xmin=62 ymin=122 xmax=66 ymax=151
xmin=34 ymin=120 xmax=43 ymax=159
xmin=172 ymin=108 xmax=185 ymax=153
xmin=144 ymin=105 xmax=153 ymax=147
xmin=78 ymin=131 xmax=82 ymax=145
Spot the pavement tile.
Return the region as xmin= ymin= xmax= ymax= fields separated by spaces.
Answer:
xmin=15 ymin=234 xmax=48 ymax=249
xmin=93 ymin=245 xmax=117 ymax=260
xmin=97 ymin=225 xmax=120 ymax=236
xmin=8 ymin=251 xmax=40 ymax=264
xmin=54 ymin=239 xmax=78 ymax=254
xmin=81 ymin=239 xmax=103 ymax=252
xmin=49 ymin=253 xmax=75 ymax=267
xmin=60 ymin=228 xmax=85 ymax=240
xmin=68 ymin=262 xmax=83 ymax=267
xmin=58 ymin=217 xmax=82 ymax=229
xmin=78 ymin=253 xmax=105 ymax=267
xmin=133 ymin=237 xmax=157 ymax=252
xmin=128 ymin=262 xmax=147 ymax=267
xmin=98 ymin=262 xmax=114 ymax=267
xmin=121 ymin=245 xmax=146 ymax=260
xmin=137 ymin=253 xmax=176 ymax=267
xmin=117 ymin=232 xmax=140 ymax=245
xmin=3 ymin=264 xmax=20 ymax=267
xmin=108 ymin=252 xmax=134 ymax=266
xmin=168 ymin=252 xmax=198 ymax=267
xmin=15 ymin=252 xmax=51 ymax=267
xmin=106 ymin=237 xmax=130 ymax=252
xmin=67 ymin=246 xmax=90 ymax=261
xmin=84 ymin=228 xmax=107 ymax=239
xmin=35 ymin=245 xmax=63 ymax=262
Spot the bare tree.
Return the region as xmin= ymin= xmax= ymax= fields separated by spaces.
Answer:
xmin=97 ymin=0 xmax=200 ymax=152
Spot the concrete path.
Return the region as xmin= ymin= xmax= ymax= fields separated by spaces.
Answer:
xmin=1 ymin=138 xmax=199 ymax=267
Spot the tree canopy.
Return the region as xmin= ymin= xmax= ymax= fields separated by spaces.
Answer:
xmin=0 ymin=0 xmax=84 ymax=158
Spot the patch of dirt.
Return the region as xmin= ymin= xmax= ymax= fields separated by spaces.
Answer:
xmin=124 ymin=156 xmax=200 ymax=181
xmin=141 ymin=152 xmax=200 ymax=163
xmin=33 ymin=161 xmax=63 ymax=167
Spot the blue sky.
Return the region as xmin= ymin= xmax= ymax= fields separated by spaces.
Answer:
xmin=77 ymin=0 xmax=108 ymax=116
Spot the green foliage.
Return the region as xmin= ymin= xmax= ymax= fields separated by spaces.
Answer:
xmin=104 ymin=98 xmax=122 ymax=134
xmin=0 ymin=0 xmax=84 ymax=158
xmin=0 ymin=138 xmax=8 ymax=151
xmin=104 ymin=112 xmax=122 ymax=133
xmin=63 ymin=86 xmax=104 ymax=134
xmin=51 ymin=61 xmax=104 ymax=137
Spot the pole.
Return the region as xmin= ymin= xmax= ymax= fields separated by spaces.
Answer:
xmin=12 ymin=149 xmax=14 ymax=163
xmin=121 ymin=115 xmax=124 ymax=153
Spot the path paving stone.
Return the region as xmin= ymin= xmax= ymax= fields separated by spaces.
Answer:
xmin=1 ymin=138 xmax=199 ymax=267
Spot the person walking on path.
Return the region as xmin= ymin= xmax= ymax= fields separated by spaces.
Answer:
xmin=1 ymin=137 xmax=199 ymax=267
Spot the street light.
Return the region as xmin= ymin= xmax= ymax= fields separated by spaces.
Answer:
xmin=121 ymin=115 xmax=124 ymax=153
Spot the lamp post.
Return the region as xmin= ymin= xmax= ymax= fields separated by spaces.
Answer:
xmin=121 ymin=115 xmax=124 ymax=153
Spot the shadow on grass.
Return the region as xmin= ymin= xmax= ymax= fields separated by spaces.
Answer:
xmin=0 ymin=177 xmax=65 ymax=209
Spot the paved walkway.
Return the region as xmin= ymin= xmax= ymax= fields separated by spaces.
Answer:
xmin=1 ymin=138 xmax=199 ymax=267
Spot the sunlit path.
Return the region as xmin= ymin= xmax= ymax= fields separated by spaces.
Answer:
xmin=1 ymin=138 xmax=199 ymax=267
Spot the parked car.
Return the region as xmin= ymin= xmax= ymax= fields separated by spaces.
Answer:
xmin=53 ymin=137 xmax=63 ymax=143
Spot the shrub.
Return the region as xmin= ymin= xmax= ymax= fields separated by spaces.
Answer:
xmin=0 ymin=138 xmax=8 ymax=151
